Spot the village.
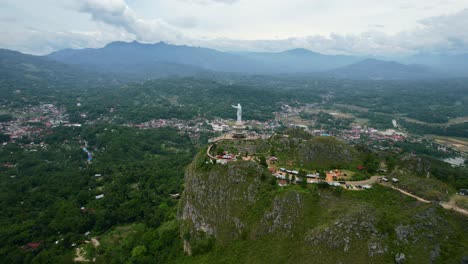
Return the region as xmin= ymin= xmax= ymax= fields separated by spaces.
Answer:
xmin=206 ymin=145 xmax=396 ymax=191
xmin=0 ymin=101 xmax=464 ymax=170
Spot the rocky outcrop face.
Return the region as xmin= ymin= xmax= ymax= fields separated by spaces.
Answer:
xmin=178 ymin=154 xmax=271 ymax=252
xmin=395 ymin=252 xmax=406 ymax=264
xmin=259 ymin=192 xmax=304 ymax=237
xmin=305 ymin=209 xmax=386 ymax=256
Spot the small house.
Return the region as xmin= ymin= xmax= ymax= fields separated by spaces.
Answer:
xmin=95 ymin=194 xmax=104 ymax=199
xmin=23 ymin=241 xmax=42 ymax=250
xmin=307 ymin=178 xmax=318 ymax=184
xmin=306 ymin=173 xmax=319 ymax=179
xmin=278 ymin=179 xmax=288 ymax=187
xmin=459 ymin=189 xmax=468 ymax=196
xmin=216 ymin=159 xmax=227 ymax=165
xmin=170 ymin=193 xmax=181 ymax=199
xmin=392 ymin=178 xmax=399 ymax=183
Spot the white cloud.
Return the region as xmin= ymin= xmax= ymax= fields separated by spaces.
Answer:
xmin=2 ymin=0 xmax=468 ymax=55
xmin=178 ymin=0 xmax=239 ymax=4
xmin=78 ymin=0 xmax=184 ymax=43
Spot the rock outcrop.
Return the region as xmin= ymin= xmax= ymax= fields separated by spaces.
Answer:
xmin=177 ymin=146 xmax=467 ymax=263
xmin=179 ymin=152 xmax=272 ymax=253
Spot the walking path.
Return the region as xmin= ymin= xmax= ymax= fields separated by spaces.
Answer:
xmin=206 ymin=144 xmax=216 ymax=159
xmin=383 ymin=184 xmax=431 ymax=203
xmin=440 ymin=198 xmax=468 ymax=217
xmin=382 ymin=183 xmax=468 ymax=217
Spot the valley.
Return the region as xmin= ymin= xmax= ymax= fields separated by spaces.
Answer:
xmin=0 ymin=42 xmax=467 ymax=263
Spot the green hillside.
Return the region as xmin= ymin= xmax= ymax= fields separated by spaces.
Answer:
xmin=178 ymin=148 xmax=468 ymax=264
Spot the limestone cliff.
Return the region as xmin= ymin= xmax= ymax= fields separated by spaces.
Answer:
xmin=178 ymin=152 xmax=273 ymax=254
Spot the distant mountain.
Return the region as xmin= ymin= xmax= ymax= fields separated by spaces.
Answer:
xmin=47 ymin=41 xmax=362 ymax=75
xmin=4 ymin=45 xmax=461 ymax=82
xmin=43 ymin=41 xmax=468 ymax=79
xmin=48 ymin=41 xmax=264 ymax=75
xmin=326 ymin=59 xmax=444 ymax=80
xmin=241 ymin=48 xmax=360 ymax=72
xmin=0 ymin=49 xmax=117 ymax=88
xmin=398 ymin=53 xmax=468 ymax=76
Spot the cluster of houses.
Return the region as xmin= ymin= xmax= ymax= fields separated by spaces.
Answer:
xmin=133 ymin=118 xmax=208 ymax=131
xmin=341 ymin=125 xmax=406 ymax=142
xmin=212 ymin=150 xmax=238 ymax=165
xmin=0 ymin=103 xmax=73 ymax=144
xmin=273 ymin=167 xmax=321 ymax=185
xmin=210 ymin=121 xmax=230 ymax=132
xmin=271 ymin=165 xmax=384 ymax=190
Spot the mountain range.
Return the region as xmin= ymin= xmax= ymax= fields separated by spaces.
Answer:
xmin=2 ymin=41 xmax=468 ymax=80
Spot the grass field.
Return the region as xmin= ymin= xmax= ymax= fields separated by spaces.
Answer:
xmin=426 ymin=135 xmax=468 ymax=153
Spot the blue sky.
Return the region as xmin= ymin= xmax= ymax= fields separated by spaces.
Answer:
xmin=1 ymin=0 xmax=468 ymax=55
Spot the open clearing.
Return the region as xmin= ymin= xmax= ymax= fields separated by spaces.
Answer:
xmin=426 ymin=135 xmax=468 ymax=153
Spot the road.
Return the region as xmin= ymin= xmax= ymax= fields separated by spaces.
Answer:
xmin=206 ymin=144 xmax=216 ymax=159
xmin=382 ymin=183 xmax=468 ymax=217
xmin=346 ymin=177 xmax=467 ymax=217
xmin=440 ymin=198 xmax=468 ymax=217
xmin=382 ymin=184 xmax=431 ymax=203
xmin=344 ymin=176 xmax=383 ymax=186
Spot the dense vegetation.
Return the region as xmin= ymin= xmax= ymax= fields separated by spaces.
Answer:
xmin=0 ymin=126 xmax=194 ymax=262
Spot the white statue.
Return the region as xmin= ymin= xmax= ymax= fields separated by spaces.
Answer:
xmin=231 ymin=103 xmax=242 ymax=123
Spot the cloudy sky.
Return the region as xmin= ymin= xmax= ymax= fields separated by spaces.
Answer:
xmin=1 ymin=0 xmax=468 ymax=56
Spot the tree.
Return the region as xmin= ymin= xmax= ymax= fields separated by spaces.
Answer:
xmin=319 ymin=170 xmax=326 ymax=180
xmin=131 ymin=245 xmax=147 ymax=258
xmin=363 ymin=153 xmax=379 ymax=174
xmin=259 ymin=155 xmax=268 ymax=168
xmin=386 ymin=156 xmax=396 ymax=172
xmin=270 ymin=147 xmax=276 ymax=157
xmin=0 ymin=133 xmax=9 ymax=143
xmin=298 ymin=170 xmax=307 ymax=188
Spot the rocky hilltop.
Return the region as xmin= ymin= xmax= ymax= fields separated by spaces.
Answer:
xmin=178 ymin=145 xmax=468 ymax=263
xmin=179 ymin=152 xmax=273 ymax=254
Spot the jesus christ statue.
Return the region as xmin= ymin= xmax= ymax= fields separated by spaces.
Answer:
xmin=231 ymin=103 xmax=242 ymax=123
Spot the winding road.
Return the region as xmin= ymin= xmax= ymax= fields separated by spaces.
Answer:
xmin=382 ymin=183 xmax=468 ymax=217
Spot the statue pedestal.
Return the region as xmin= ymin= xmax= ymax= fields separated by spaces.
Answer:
xmin=232 ymin=122 xmax=246 ymax=138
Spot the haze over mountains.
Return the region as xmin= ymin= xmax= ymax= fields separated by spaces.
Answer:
xmin=3 ymin=41 xmax=468 ymax=80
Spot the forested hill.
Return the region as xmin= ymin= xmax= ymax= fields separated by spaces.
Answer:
xmin=0 ymin=49 xmax=121 ymax=89
xmin=178 ymin=141 xmax=468 ymax=263
xmin=47 ymin=41 xmax=361 ymax=75
xmin=326 ymin=59 xmax=444 ymax=80
xmin=45 ymin=41 xmax=468 ymax=79
xmin=3 ymin=42 xmax=467 ymax=80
